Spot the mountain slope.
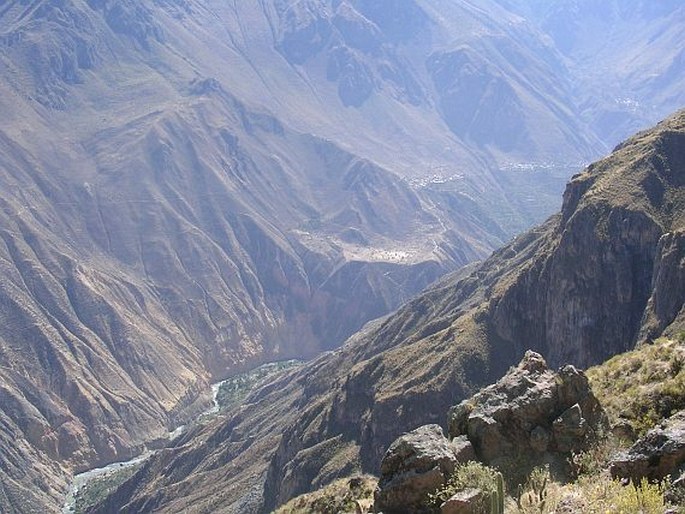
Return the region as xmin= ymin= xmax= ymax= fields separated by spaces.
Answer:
xmin=0 ymin=1 xmax=683 ymax=512
xmin=0 ymin=2 xmax=503 ymax=510
xmin=0 ymin=73 xmax=494 ymax=514
xmin=496 ymin=0 xmax=685 ymax=147
xmin=97 ymin=110 xmax=685 ymax=513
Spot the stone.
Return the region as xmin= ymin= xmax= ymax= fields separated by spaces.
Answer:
xmin=611 ymin=420 xmax=636 ymax=442
xmin=375 ymin=424 xmax=473 ymax=513
xmin=553 ymin=404 xmax=587 ymax=453
xmin=610 ymin=410 xmax=685 ymax=482
xmin=440 ymin=488 xmax=485 ymax=514
xmin=530 ymin=426 xmax=550 ymax=453
xmin=452 ymin=435 xmax=476 ymax=463
xmin=349 ymin=476 xmax=364 ymax=489
xmin=665 ymin=470 xmax=685 ymax=504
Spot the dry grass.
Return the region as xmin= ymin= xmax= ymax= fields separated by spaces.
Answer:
xmin=428 ymin=461 xmax=502 ymax=511
xmin=506 ymin=338 xmax=685 ymax=514
xmin=275 ymin=475 xmax=377 ymax=514
xmin=508 ymin=464 xmax=671 ymax=514
xmin=587 ymin=337 xmax=685 ymax=435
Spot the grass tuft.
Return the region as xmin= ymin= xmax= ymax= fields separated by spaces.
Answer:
xmin=275 ymin=475 xmax=376 ymax=514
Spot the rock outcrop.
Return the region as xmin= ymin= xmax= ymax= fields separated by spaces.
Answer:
xmin=373 ymin=352 xmax=607 ymax=513
xmin=374 ymin=425 xmax=474 ymax=513
xmin=448 ymin=351 xmax=608 ymax=475
xmin=610 ymin=410 xmax=685 ymax=482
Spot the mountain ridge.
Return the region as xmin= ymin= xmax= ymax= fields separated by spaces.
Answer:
xmin=0 ymin=1 xmax=683 ymax=512
xmin=94 ymin=108 xmax=685 ymax=513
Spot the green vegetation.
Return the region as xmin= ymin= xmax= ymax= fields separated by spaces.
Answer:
xmin=280 ymin=338 xmax=685 ymax=514
xmin=422 ymin=436 xmax=671 ymax=514
xmin=275 ymin=475 xmax=376 ymax=514
xmin=428 ymin=461 xmax=504 ymax=513
xmin=512 ymin=465 xmax=556 ymax=513
xmin=72 ymin=463 xmax=143 ymax=514
xmin=595 ymin=478 xmax=667 ymax=514
xmin=567 ymin=434 xmax=624 ymax=479
xmin=215 ymin=359 xmax=301 ymax=412
xmin=428 ymin=340 xmax=685 ymax=514
xmin=587 ymin=337 xmax=685 ymax=435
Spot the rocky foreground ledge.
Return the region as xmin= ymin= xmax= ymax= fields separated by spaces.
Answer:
xmin=374 ymin=351 xmax=609 ymax=513
xmin=374 ymin=348 xmax=685 ymax=513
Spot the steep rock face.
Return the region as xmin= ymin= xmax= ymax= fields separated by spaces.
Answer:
xmin=640 ymin=230 xmax=685 ymax=339
xmin=96 ymin=112 xmax=685 ymax=514
xmin=274 ymin=0 xmax=429 ymax=108
xmin=428 ymin=46 xmax=528 ymax=151
xmin=489 ymin=117 xmax=685 ymax=365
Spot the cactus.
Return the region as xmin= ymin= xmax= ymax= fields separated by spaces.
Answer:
xmin=488 ymin=472 xmax=505 ymax=514
xmin=531 ymin=466 xmax=548 ymax=512
xmin=496 ymin=471 xmax=505 ymax=514
xmin=513 ymin=465 xmax=550 ymax=513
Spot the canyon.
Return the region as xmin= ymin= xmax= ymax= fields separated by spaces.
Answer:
xmin=0 ymin=1 xmax=683 ymax=512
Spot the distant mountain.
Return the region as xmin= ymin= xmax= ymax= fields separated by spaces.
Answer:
xmin=0 ymin=1 xmax=683 ymax=512
xmin=495 ymin=0 xmax=685 ymax=146
xmin=96 ymin=110 xmax=685 ymax=513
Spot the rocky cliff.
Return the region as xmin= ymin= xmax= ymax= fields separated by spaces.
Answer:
xmin=94 ymin=111 xmax=685 ymax=513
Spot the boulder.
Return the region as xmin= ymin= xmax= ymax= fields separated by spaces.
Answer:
xmin=611 ymin=420 xmax=636 ymax=442
xmin=553 ymin=404 xmax=587 ymax=453
xmin=440 ymin=488 xmax=484 ymax=514
xmin=610 ymin=410 xmax=685 ymax=482
xmin=452 ymin=436 xmax=477 ymax=463
xmin=375 ymin=424 xmax=474 ymax=513
xmin=447 ymin=351 xmax=607 ymax=473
